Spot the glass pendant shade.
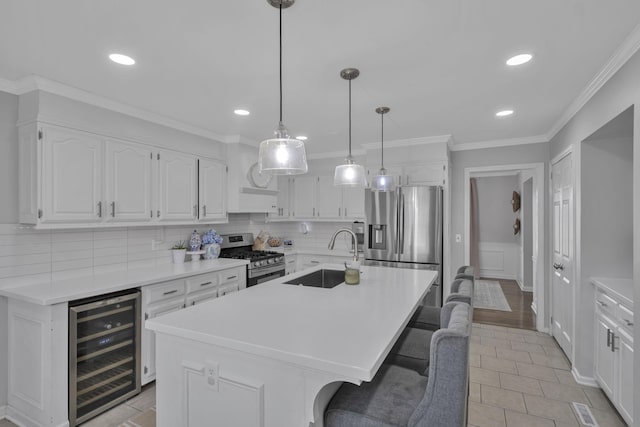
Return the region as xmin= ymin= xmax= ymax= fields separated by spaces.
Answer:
xmin=334 ymin=157 xmax=368 ymax=186
xmin=371 ymin=169 xmax=395 ymax=191
xmin=259 ymin=124 xmax=308 ymax=174
xmin=258 ymin=0 xmax=308 ymax=175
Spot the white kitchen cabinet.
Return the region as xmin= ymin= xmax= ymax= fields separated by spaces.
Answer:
xmin=380 ymin=162 xmax=447 ymax=187
xmin=290 ymin=175 xmax=365 ymax=221
xmin=104 ymin=140 xmax=153 ymax=222
xmin=592 ymin=281 xmax=634 ymax=425
xmin=40 ymin=126 xmax=103 ymax=223
xmin=141 ymin=267 xmax=245 ymax=385
xmin=198 ymin=158 xmax=227 ymax=221
xmin=268 ymin=176 xmax=292 ymax=220
xmin=157 ymin=150 xmax=198 ymax=221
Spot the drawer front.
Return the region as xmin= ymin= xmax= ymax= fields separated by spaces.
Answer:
xmin=219 ymin=268 xmax=242 ymax=285
xmin=185 ymin=288 xmax=218 ymax=306
xmin=186 ymin=272 xmax=219 ymax=294
xmin=219 ymin=282 xmax=239 ymax=297
xmin=595 ymin=291 xmax=617 ymax=315
xmin=617 ymin=304 xmax=634 ymax=330
xmin=144 ymin=279 xmax=185 ymax=304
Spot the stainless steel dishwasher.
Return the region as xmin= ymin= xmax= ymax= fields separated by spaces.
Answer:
xmin=68 ymin=290 xmax=141 ymax=426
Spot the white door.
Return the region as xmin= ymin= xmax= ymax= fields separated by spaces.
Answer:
xmin=198 ymin=158 xmax=227 ymax=221
xmin=616 ymin=328 xmax=634 ymax=423
xmin=342 ymin=186 xmax=365 ymax=219
xmin=594 ymin=311 xmax=615 ymax=397
xmin=158 ymin=150 xmax=198 ymax=221
xmin=104 ymin=140 xmax=152 ymax=222
xmin=292 ymin=176 xmax=316 ymax=218
xmin=316 ymin=176 xmax=342 ymax=219
xmin=41 ymin=127 xmax=103 ymax=223
xmin=551 ymin=153 xmax=574 ymax=359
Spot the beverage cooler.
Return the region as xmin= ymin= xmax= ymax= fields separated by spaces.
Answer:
xmin=68 ymin=290 xmax=141 ymax=425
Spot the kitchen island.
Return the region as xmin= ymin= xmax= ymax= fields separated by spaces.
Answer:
xmin=146 ymin=264 xmax=436 ymax=427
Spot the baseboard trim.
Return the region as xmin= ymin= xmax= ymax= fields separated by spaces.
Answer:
xmin=478 ymin=272 xmax=517 ymax=280
xmin=572 ymin=367 xmax=599 ymax=388
xmin=530 ymin=301 xmax=538 ymax=314
xmin=0 ymin=405 xmax=6 ymax=418
xmin=515 ymin=279 xmax=534 ymax=292
xmin=5 ymin=406 xmax=70 ymax=427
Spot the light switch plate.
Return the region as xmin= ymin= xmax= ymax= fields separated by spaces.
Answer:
xmin=205 ymin=361 xmax=220 ymax=391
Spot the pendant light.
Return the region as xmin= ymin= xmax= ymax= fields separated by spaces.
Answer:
xmin=371 ymin=106 xmax=396 ymax=191
xmin=334 ymin=68 xmax=367 ymax=187
xmin=258 ymin=0 xmax=308 ymax=175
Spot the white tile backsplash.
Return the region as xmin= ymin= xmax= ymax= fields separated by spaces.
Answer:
xmin=0 ymin=217 xmax=356 ymax=286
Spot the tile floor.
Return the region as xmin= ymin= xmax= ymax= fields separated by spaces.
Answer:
xmin=0 ymin=324 xmax=627 ymax=427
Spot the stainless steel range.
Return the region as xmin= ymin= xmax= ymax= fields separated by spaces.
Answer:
xmin=219 ymin=233 xmax=285 ymax=287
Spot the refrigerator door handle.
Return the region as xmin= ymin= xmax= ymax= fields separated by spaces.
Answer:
xmin=395 ymin=190 xmax=401 ymax=254
xmin=399 ymin=193 xmax=405 ymax=254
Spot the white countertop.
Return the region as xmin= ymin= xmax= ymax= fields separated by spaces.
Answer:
xmin=590 ymin=277 xmax=634 ymax=307
xmin=0 ymin=258 xmax=249 ymax=305
xmin=146 ymin=264 xmax=436 ymax=381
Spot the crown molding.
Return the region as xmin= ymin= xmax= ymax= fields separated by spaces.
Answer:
xmin=450 ymin=135 xmax=549 ymax=152
xmin=225 ymin=134 xmax=259 ymax=145
xmin=2 ymin=75 xmax=229 ymax=143
xmin=360 ymin=135 xmax=452 ymax=150
xmin=546 ymin=22 xmax=640 ymax=140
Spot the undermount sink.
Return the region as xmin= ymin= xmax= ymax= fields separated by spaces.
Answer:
xmin=283 ymin=269 xmax=344 ymax=289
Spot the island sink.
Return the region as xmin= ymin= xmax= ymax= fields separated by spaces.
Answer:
xmin=283 ymin=269 xmax=344 ymax=288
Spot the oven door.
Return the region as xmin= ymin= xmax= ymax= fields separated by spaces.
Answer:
xmin=247 ymin=265 xmax=285 ymax=287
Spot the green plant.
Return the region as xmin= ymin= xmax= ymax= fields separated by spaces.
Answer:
xmin=172 ymin=241 xmax=186 ymax=250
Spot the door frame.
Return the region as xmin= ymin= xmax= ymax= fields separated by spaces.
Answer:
xmin=464 ymin=162 xmax=546 ymax=332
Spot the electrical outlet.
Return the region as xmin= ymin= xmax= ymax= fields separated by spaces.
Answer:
xmin=455 ymin=234 xmax=462 ymax=243
xmin=205 ymin=361 xmax=219 ymax=391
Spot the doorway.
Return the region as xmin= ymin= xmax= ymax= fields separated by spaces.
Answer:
xmin=464 ymin=163 xmax=546 ymax=332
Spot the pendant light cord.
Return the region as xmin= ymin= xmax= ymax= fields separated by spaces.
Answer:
xmin=279 ymin=3 xmax=283 ymax=125
xmin=348 ymin=78 xmax=352 ymax=157
xmin=381 ymin=113 xmax=384 ymax=169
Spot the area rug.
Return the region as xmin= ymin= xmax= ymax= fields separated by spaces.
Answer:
xmin=474 ymin=280 xmax=512 ymax=312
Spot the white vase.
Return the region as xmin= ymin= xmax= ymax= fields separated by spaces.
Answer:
xmin=172 ymin=249 xmax=186 ymax=264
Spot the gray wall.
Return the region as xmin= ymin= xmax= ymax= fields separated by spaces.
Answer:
xmin=548 ymin=48 xmax=640 ymax=389
xmin=475 ymin=175 xmax=519 ymax=244
xmin=522 ymin=178 xmax=534 ymax=289
xmin=449 ymin=143 xmax=549 ymax=280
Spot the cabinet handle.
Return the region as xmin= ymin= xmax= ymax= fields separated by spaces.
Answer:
xmin=191 ymin=301 xmax=196 ymax=306
xmin=606 ymin=328 xmax=611 ymax=347
xmin=226 ymin=275 xmax=237 ymax=280
xmin=310 ymin=260 xmax=320 ymax=264
xmin=111 ymin=201 xmax=116 ymax=217
xmin=97 ymin=201 xmax=102 ymax=218
xmin=313 ymin=207 xmax=316 ymax=216
xmin=596 ymin=300 xmax=607 ymax=307
xmin=200 ymin=282 xmax=213 ymax=287
xmin=623 ymin=319 xmax=634 ymax=326
xmin=611 ymin=333 xmax=617 ymax=352
xmin=183 ymin=303 xmax=186 ymax=309
xmin=194 ymin=204 xmax=198 ymax=218
xmin=163 ymin=289 xmax=178 ymax=296
xmin=157 ymin=210 xmax=161 ymax=218
xmin=202 ymin=205 xmax=207 ymax=217
xmin=344 ymin=208 xmax=347 ymax=216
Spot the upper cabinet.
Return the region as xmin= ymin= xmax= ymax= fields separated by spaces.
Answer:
xmin=380 ymin=163 xmax=447 ymax=187
xmin=19 ymin=123 xmax=227 ymax=228
xmin=198 ymin=159 xmax=227 ymax=221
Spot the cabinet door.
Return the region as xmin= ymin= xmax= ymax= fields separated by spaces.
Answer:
xmin=199 ymin=158 xmax=227 ymax=221
xmin=342 ymin=186 xmax=365 ymax=219
xmin=41 ymin=127 xmax=103 ymax=223
xmin=104 ymin=140 xmax=152 ymax=222
xmin=158 ymin=151 xmax=198 ymax=221
xmin=292 ymin=176 xmax=316 ymax=218
xmin=616 ymin=328 xmax=634 ymax=424
xmin=404 ymin=163 xmax=446 ymax=186
xmin=141 ymin=298 xmax=185 ymax=384
xmin=594 ymin=312 xmax=616 ymax=398
xmin=316 ymin=176 xmax=342 ymax=219
xmin=268 ymin=176 xmax=291 ymax=220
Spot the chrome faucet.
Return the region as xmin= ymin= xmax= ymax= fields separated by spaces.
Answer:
xmin=328 ymin=228 xmax=359 ymax=262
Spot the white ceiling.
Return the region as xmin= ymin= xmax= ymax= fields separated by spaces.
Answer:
xmin=1 ymin=1 xmax=640 ymax=155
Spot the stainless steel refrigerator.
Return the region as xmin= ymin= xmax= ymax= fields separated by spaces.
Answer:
xmin=364 ymin=185 xmax=443 ymax=306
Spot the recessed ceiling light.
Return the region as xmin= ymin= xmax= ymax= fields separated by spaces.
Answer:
xmin=234 ymin=109 xmax=250 ymax=116
xmin=108 ymin=53 xmax=135 ymax=66
xmin=506 ymin=53 xmax=532 ymax=66
xmin=296 ymin=136 xmax=308 ymax=141
xmin=496 ymin=110 xmax=514 ymax=117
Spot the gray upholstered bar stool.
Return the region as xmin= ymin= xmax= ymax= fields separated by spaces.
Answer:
xmin=409 ymin=277 xmax=474 ymax=331
xmin=325 ymin=302 xmax=472 ymax=427
xmin=455 ymin=265 xmax=475 ymax=281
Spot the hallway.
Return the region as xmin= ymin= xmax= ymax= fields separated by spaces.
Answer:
xmin=473 ymin=278 xmax=536 ymax=331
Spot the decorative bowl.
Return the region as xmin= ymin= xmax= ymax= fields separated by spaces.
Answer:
xmin=267 ymin=237 xmax=282 ymax=247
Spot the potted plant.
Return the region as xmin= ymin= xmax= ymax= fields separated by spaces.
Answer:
xmin=171 ymin=241 xmax=187 ymax=264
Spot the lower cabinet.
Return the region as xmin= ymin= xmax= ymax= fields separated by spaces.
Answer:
xmin=592 ymin=285 xmax=634 ymax=425
xmin=141 ymin=266 xmax=245 ymax=385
